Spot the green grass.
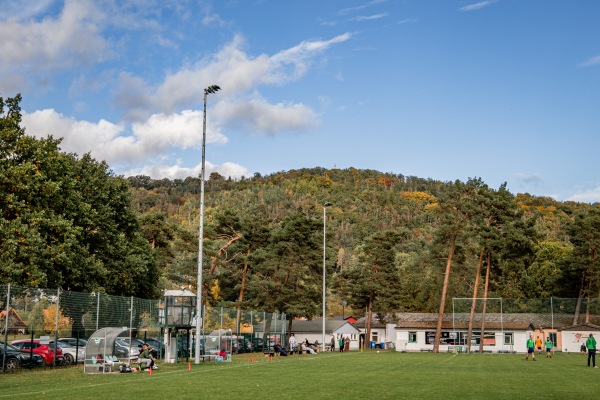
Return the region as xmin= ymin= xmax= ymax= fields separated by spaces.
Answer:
xmin=0 ymin=350 xmax=596 ymax=399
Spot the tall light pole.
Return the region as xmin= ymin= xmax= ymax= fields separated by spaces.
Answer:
xmin=322 ymin=202 xmax=332 ymax=353
xmin=195 ymin=84 xmax=220 ymax=364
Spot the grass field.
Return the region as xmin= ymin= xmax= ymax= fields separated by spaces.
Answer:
xmin=0 ymin=350 xmax=596 ymax=399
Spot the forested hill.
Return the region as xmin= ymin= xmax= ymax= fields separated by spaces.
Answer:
xmin=2 ymin=93 xmax=599 ymax=320
xmin=126 ymin=166 xmax=598 ymax=319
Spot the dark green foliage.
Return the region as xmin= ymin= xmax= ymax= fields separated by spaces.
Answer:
xmin=3 ymin=95 xmax=595 ymax=312
xmin=0 ymin=95 xmax=158 ymax=297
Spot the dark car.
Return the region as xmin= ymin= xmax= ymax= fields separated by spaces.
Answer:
xmin=10 ymin=339 xmax=64 ymax=366
xmin=0 ymin=341 xmax=45 ymax=370
xmin=141 ymin=338 xmax=164 ymax=358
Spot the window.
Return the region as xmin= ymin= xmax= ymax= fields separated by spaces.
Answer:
xmin=483 ymin=332 xmax=496 ymax=346
xmin=504 ymin=333 xmax=513 ymax=345
xmin=549 ymin=332 xmax=557 ymax=347
xmin=408 ymin=332 xmax=417 ymax=343
xmin=372 ymin=332 xmax=378 ymax=342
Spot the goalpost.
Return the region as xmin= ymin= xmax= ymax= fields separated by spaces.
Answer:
xmin=452 ymin=298 xmax=509 ymax=353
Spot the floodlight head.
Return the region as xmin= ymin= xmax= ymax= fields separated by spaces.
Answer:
xmin=205 ymin=85 xmax=221 ymax=94
xmin=323 ymin=202 xmax=333 ymax=207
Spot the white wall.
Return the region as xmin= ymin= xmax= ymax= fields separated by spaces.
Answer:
xmin=561 ymin=331 xmax=596 ymax=353
xmin=395 ymin=329 xmax=529 ymax=353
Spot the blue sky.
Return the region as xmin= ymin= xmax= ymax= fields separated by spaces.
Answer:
xmin=1 ymin=0 xmax=599 ymax=202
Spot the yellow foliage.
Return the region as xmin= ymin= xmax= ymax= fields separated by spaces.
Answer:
xmin=401 ymin=191 xmax=437 ymax=203
xmin=209 ymin=279 xmax=221 ymax=302
xmin=202 ymin=306 xmax=237 ymax=332
xmin=43 ymin=304 xmax=72 ymax=332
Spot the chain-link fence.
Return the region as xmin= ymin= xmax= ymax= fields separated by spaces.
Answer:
xmin=1 ymin=284 xmax=286 ymax=371
xmin=451 ymin=297 xmax=600 ymax=328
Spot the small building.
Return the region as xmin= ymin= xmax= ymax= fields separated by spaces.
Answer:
xmin=0 ymin=307 xmax=28 ymax=334
xmin=354 ymin=316 xmax=397 ymax=349
xmin=392 ymin=312 xmax=575 ymax=353
xmin=289 ymin=319 xmax=361 ymax=350
xmin=158 ymin=289 xmax=196 ymax=363
xmin=559 ymin=323 xmax=600 ymax=353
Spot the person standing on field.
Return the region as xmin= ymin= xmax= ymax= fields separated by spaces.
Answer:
xmin=535 ymin=336 xmax=543 ymax=355
xmin=545 ymin=337 xmax=553 ymax=358
xmin=289 ymin=333 xmax=296 ymax=353
xmin=586 ymin=333 xmax=597 ymax=368
xmin=525 ymin=334 xmax=536 ymax=361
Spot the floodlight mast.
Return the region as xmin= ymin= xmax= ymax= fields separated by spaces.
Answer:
xmin=195 ymin=84 xmax=221 ymax=364
xmin=322 ymin=202 xmax=332 ymax=353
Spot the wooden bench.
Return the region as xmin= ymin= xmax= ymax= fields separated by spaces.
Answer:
xmin=420 ymin=348 xmax=432 ymax=352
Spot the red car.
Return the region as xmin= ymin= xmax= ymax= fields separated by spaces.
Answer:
xmin=10 ymin=339 xmax=65 ymax=366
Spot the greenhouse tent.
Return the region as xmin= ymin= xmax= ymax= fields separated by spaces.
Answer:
xmin=84 ymin=327 xmax=133 ymax=374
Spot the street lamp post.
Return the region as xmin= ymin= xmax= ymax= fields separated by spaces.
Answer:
xmin=195 ymin=84 xmax=220 ymax=364
xmin=322 ymin=202 xmax=332 ymax=353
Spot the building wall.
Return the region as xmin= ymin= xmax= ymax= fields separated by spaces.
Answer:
xmin=395 ymin=328 xmax=532 ymax=353
xmin=561 ymin=331 xmax=598 ymax=353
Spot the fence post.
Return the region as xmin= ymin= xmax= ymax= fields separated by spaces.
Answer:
xmin=2 ymin=283 xmax=11 ymax=372
xmin=96 ymin=292 xmax=100 ymax=330
xmin=128 ymin=296 xmax=134 ymax=358
xmin=54 ymin=288 xmax=60 ymax=367
xmin=551 ymin=297 xmax=554 ymax=329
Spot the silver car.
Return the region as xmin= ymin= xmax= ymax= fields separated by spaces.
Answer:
xmin=51 ymin=340 xmax=86 ymax=365
xmin=114 ymin=339 xmax=141 ymax=360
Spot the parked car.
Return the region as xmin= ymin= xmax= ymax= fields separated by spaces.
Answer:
xmin=140 ymin=338 xmax=163 ymax=358
xmin=0 ymin=341 xmax=45 ymax=370
xmin=58 ymin=337 xmax=88 ymax=348
xmin=114 ymin=339 xmax=141 ymax=360
xmin=9 ymin=339 xmax=64 ymax=366
xmin=50 ymin=340 xmax=85 ymax=364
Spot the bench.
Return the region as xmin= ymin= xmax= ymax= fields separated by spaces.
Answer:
xmin=420 ymin=348 xmax=432 ymax=352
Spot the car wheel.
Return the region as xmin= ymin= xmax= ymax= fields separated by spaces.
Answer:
xmin=63 ymin=353 xmax=74 ymax=365
xmin=6 ymin=357 xmax=20 ymax=370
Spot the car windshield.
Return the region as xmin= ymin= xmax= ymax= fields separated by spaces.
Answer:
xmin=0 ymin=342 xmax=20 ymax=351
xmin=62 ymin=338 xmax=87 ymax=346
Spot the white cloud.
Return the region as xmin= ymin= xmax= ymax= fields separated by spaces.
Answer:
xmin=214 ymin=98 xmax=319 ymax=135
xmin=580 ymin=55 xmax=600 ymax=67
xmin=23 ymin=108 xmax=124 ymax=157
xmin=397 ymin=18 xmax=418 ymax=25
xmin=353 ymin=13 xmax=388 ymax=22
xmin=132 ymin=110 xmax=227 ymax=149
xmin=0 ymin=0 xmax=55 ymax=21
xmin=114 ymin=33 xmax=351 ymax=131
xmin=22 ymin=108 xmax=227 ymax=168
xmin=125 ymin=161 xmax=248 ymax=180
xmin=565 ymin=186 xmax=600 ymax=204
xmin=459 ymin=0 xmax=498 ymax=12
xmin=339 ymin=0 xmax=388 ymax=15
xmin=0 ymin=0 xmax=109 ymax=92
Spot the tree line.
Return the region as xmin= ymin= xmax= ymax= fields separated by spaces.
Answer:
xmin=2 ymin=95 xmax=600 ymax=350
